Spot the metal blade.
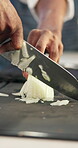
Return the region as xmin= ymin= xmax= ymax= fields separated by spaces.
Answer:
xmin=1 ymin=41 xmax=78 ymax=100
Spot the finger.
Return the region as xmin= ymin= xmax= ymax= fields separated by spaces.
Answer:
xmin=27 ymin=29 xmax=41 ymax=46
xmin=11 ymin=25 xmax=23 ymax=50
xmin=49 ymin=41 xmax=59 ymax=62
xmin=35 ymin=33 xmax=51 ymax=53
xmin=0 ymin=28 xmax=23 ymax=53
xmin=0 ymin=24 xmax=23 ymax=51
xmin=57 ymin=58 xmax=60 ymax=63
xmin=56 ymin=43 xmax=63 ymax=63
xmin=58 ymin=43 xmax=63 ymax=57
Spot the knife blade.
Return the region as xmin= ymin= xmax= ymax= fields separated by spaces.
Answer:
xmin=1 ymin=40 xmax=78 ymax=100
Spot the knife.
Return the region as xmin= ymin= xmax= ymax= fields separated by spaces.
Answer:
xmin=0 ymin=40 xmax=78 ymax=100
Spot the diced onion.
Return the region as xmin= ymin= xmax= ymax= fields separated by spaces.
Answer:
xmin=26 ymin=67 xmax=33 ymax=75
xmin=20 ymin=74 xmax=54 ymax=102
xmin=50 ymin=100 xmax=69 ymax=106
xmin=0 ymin=93 xmax=9 ymax=97
xmin=39 ymin=65 xmax=50 ymax=82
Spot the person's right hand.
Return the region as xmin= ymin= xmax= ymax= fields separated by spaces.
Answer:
xmin=0 ymin=0 xmax=23 ymax=53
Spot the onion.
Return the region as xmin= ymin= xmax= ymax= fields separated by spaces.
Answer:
xmin=38 ymin=65 xmax=50 ymax=82
xmin=13 ymin=74 xmax=54 ymax=104
xmin=17 ymin=55 xmax=35 ymax=71
xmin=0 ymin=93 xmax=9 ymax=97
xmin=50 ymin=100 xmax=69 ymax=106
xmin=20 ymin=74 xmax=54 ymax=102
xmin=11 ymin=50 xmax=20 ymax=66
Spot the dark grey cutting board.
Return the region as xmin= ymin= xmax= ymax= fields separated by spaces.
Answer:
xmin=0 ymin=81 xmax=78 ymax=140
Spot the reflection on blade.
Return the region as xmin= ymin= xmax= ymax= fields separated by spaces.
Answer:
xmin=18 ymin=131 xmax=49 ymax=138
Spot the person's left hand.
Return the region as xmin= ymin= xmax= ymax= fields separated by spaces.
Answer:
xmin=27 ymin=29 xmax=63 ymax=63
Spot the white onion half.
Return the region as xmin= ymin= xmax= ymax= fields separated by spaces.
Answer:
xmin=20 ymin=74 xmax=54 ymax=102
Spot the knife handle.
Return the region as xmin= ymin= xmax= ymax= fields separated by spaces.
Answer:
xmin=0 ymin=38 xmax=11 ymax=47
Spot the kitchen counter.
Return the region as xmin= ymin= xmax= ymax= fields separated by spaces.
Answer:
xmin=0 ymin=136 xmax=78 ymax=148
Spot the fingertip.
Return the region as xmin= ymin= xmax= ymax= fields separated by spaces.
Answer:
xmin=27 ymin=29 xmax=41 ymax=46
xmin=22 ymin=71 xmax=28 ymax=79
xmin=49 ymin=51 xmax=58 ymax=63
xmin=35 ymin=44 xmax=44 ymax=53
xmin=11 ymin=27 xmax=23 ymax=50
xmin=11 ymin=41 xmax=22 ymax=50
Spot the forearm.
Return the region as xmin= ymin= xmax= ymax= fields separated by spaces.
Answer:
xmin=27 ymin=0 xmax=67 ymax=62
xmin=35 ymin=0 xmax=67 ymax=38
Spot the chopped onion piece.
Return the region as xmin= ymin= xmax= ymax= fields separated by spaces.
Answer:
xmin=26 ymin=67 xmax=33 ymax=75
xmin=0 ymin=93 xmax=9 ymax=97
xmin=12 ymin=92 xmax=20 ymax=96
xmin=50 ymin=100 xmax=69 ymax=106
xmin=11 ymin=50 xmax=20 ymax=66
xmin=22 ymin=41 xmax=29 ymax=58
xmin=42 ymin=71 xmax=50 ymax=82
xmin=40 ymin=100 xmax=44 ymax=103
xmin=18 ymin=55 xmax=35 ymax=71
xmin=30 ymin=47 xmax=33 ymax=50
xmin=39 ymin=65 xmax=50 ymax=82
xmin=20 ymin=98 xmax=40 ymax=104
xmin=15 ymin=98 xmax=20 ymax=100
xmin=38 ymin=65 xmax=43 ymax=70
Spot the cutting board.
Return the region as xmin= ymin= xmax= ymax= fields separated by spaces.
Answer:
xmin=0 ymin=79 xmax=78 ymax=141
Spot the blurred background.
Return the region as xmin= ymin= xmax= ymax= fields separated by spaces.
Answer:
xmin=0 ymin=0 xmax=78 ymax=80
xmin=10 ymin=0 xmax=78 ymax=51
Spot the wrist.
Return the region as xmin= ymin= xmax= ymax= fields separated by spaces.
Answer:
xmin=37 ymin=23 xmax=62 ymax=39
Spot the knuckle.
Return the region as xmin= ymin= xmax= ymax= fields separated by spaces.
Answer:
xmin=53 ymin=35 xmax=57 ymax=40
xmin=8 ymin=17 xmax=22 ymax=34
xmin=29 ymin=29 xmax=40 ymax=36
xmin=42 ymin=29 xmax=52 ymax=35
xmin=27 ymin=29 xmax=40 ymax=43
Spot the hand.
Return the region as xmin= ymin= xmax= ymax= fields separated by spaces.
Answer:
xmin=0 ymin=0 xmax=23 ymax=53
xmin=27 ymin=29 xmax=63 ymax=63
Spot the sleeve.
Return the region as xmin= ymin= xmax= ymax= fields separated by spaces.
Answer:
xmin=19 ymin=0 xmax=39 ymax=7
xmin=64 ymin=0 xmax=75 ymax=22
xmin=26 ymin=0 xmax=39 ymax=22
xmin=22 ymin=0 xmax=75 ymax=23
xmin=26 ymin=0 xmax=39 ymax=8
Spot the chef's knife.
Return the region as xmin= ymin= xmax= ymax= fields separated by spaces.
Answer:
xmin=0 ymin=40 xmax=78 ymax=100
